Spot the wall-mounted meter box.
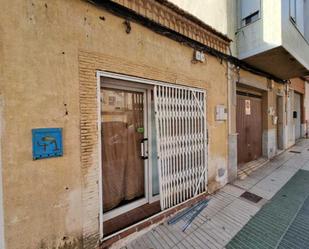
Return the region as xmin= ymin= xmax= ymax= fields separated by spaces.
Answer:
xmin=216 ymin=105 xmax=227 ymax=121
xmin=293 ymin=111 xmax=298 ymax=119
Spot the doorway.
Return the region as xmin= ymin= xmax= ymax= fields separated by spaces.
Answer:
xmin=100 ymin=79 xmax=160 ymax=236
xmin=236 ymin=93 xmax=263 ymax=166
xmin=294 ymin=92 xmax=301 ymax=140
xmin=99 ymin=73 xmax=208 ymax=238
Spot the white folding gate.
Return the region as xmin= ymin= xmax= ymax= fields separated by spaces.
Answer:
xmin=154 ymin=85 xmax=207 ymax=210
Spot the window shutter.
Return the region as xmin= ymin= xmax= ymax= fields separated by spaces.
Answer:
xmin=154 ymin=85 xmax=208 ymax=210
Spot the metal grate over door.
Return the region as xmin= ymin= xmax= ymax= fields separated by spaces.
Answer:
xmin=154 ymin=85 xmax=207 ymax=210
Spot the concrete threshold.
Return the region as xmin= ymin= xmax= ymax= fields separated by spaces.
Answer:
xmin=237 ymin=157 xmax=269 ymax=180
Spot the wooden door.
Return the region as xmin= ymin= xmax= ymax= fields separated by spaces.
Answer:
xmin=236 ymin=94 xmax=263 ymax=165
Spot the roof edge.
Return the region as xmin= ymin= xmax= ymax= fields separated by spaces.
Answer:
xmin=154 ymin=0 xmax=232 ymax=42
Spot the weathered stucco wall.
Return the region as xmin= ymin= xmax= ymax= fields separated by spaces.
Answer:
xmin=290 ymin=78 xmax=305 ymax=95
xmin=0 ymin=0 xmax=228 ymax=248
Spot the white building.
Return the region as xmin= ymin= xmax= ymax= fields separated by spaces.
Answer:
xmin=169 ymin=0 xmax=309 ymax=178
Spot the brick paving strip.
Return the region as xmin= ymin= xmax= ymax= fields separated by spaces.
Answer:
xmin=226 ymin=169 xmax=309 ymax=249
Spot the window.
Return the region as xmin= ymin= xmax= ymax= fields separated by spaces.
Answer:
xmin=290 ymin=0 xmax=306 ymax=35
xmin=243 ymin=11 xmax=260 ymax=26
xmin=240 ymin=0 xmax=261 ymax=26
xmin=290 ymin=0 xmax=297 ymax=23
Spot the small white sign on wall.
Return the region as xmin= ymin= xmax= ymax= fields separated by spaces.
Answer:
xmin=245 ymin=100 xmax=251 ymax=115
xmin=215 ymin=105 xmax=227 ymax=121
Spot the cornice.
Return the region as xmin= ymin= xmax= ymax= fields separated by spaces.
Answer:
xmin=110 ymin=0 xmax=230 ymax=54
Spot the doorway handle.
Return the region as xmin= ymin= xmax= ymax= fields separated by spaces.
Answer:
xmin=141 ymin=138 xmax=149 ymax=160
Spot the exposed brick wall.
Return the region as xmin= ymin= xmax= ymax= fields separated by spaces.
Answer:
xmin=79 ymin=53 xmax=100 ymax=248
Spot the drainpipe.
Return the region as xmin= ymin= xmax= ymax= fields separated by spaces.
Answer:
xmin=227 ymin=62 xmax=239 ymax=183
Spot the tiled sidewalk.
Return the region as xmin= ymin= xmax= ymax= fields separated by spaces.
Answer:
xmin=227 ymin=169 xmax=309 ymax=249
xmin=118 ymin=139 xmax=309 ymax=249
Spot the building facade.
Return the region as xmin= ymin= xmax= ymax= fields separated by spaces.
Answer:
xmin=0 ymin=1 xmax=308 ymax=249
xmin=230 ymin=0 xmax=309 ymax=178
xmin=169 ymin=0 xmax=309 ymax=179
xmin=0 ymin=0 xmax=230 ymax=248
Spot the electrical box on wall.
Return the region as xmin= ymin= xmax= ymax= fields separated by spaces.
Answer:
xmin=272 ymin=116 xmax=278 ymax=125
xmin=193 ymin=50 xmax=206 ymax=63
xmin=215 ymin=105 xmax=227 ymax=121
xmin=293 ymin=111 xmax=298 ymax=119
xmin=268 ymin=106 xmax=275 ymax=116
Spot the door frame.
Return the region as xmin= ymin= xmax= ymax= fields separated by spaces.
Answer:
xmin=100 ymin=83 xmax=149 ymax=222
xmin=276 ymin=95 xmax=284 ymax=150
xmin=294 ymin=92 xmax=302 ymax=140
xmin=236 ymin=91 xmax=263 ymax=165
xmin=97 ymin=71 xmax=206 ymax=239
xmin=0 ymin=97 xmax=4 ymax=249
xmin=97 ymin=72 xmax=161 ymax=238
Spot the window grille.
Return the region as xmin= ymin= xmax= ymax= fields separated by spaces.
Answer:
xmin=154 ymin=85 xmax=208 ymax=210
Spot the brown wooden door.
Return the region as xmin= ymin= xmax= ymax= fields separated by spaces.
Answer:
xmin=236 ymin=94 xmax=263 ymax=165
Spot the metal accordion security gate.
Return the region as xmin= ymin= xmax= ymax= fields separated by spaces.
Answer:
xmin=154 ymin=85 xmax=207 ymax=210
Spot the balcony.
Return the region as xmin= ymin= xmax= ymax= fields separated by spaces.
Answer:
xmin=236 ymin=0 xmax=309 ymax=80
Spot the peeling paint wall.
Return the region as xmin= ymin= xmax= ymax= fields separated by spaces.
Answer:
xmin=0 ymin=0 xmax=229 ymax=248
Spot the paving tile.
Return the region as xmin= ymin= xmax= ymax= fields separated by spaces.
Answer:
xmin=178 ymin=239 xmax=195 ymax=249
xmin=193 ymin=229 xmax=220 ymax=249
xmin=122 ymin=140 xmax=309 ymax=249
xmin=154 ymin=226 xmax=176 ymax=248
xmin=226 ymin=170 xmax=309 ymax=249
xmin=205 ymin=220 xmax=232 ymax=242
xmin=221 ymin=184 xmax=246 ymax=197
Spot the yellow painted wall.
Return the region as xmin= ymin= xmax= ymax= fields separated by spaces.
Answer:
xmin=0 ymin=0 xmax=228 ymax=248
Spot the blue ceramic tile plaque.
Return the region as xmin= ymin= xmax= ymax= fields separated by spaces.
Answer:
xmin=32 ymin=128 xmax=63 ymax=160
